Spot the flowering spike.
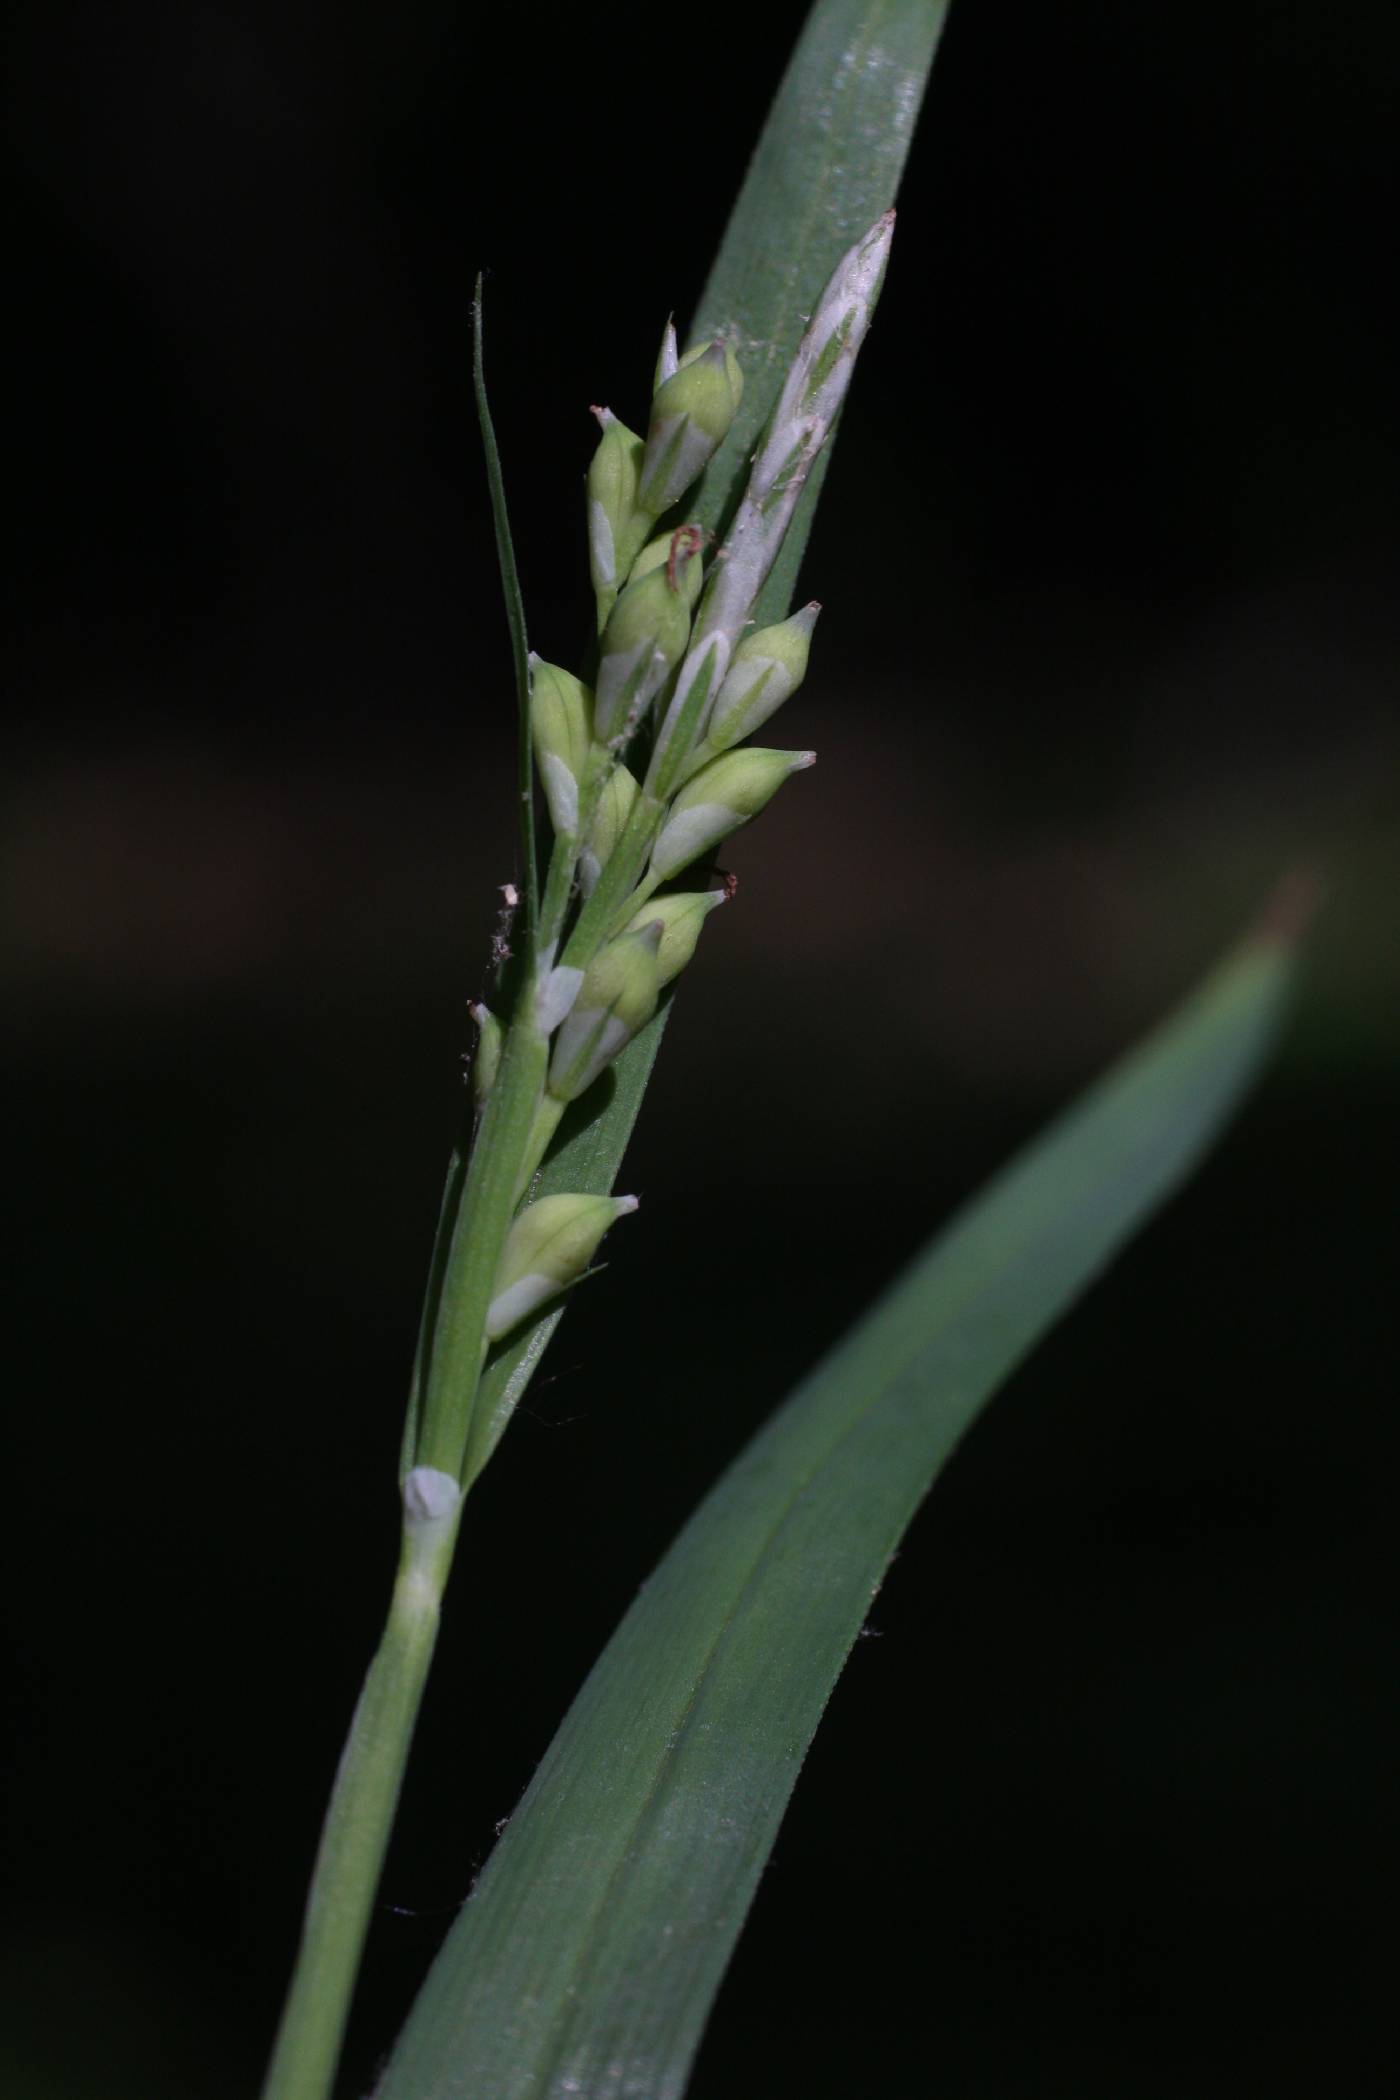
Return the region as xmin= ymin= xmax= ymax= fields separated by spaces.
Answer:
xmin=485 ymin=1192 xmax=639 ymax=1342
xmin=529 ymin=655 xmax=592 ymax=838
xmin=547 ymin=923 xmax=664 ymax=1101
xmin=623 ymin=887 xmax=727 ymax=986
xmin=649 ymin=747 xmax=815 ymax=883
xmin=639 ymin=338 xmax=744 ymax=516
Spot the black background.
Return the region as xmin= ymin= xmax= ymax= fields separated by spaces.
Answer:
xmin=5 ymin=2 xmax=1398 ymax=2095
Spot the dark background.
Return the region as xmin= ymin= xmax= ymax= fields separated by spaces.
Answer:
xmin=5 ymin=1 xmax=1398 ymax=2094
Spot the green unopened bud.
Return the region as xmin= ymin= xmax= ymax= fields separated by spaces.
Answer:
xmin=705 ymin=603 xmax=820 ymax=754
xmin=468 ymin=1000 xmax=502 ymax=1109
xmin=594 ymin=536 xmax=701 ymax=744
xmin=485 ymin=1192 xmax=639 ymax=1342
xmin=639 ymin=339 xmax=743 ymax=515
xmin=623 ymin=887 xmax=727 ymax=986
xmin=529 ymin=655 xmax=592 ymax=837
xmin=586 ymin=408 xmax=649 ymax=601
xmin=547 ymin=923 xmax=664 ymax=1101
xmin=625 ymin=528 xmax=706 ymax=607
xmin=649 ymin=747 xmax=815 ymax=883
xmin=580 ymin=761 xmax=640 ymax=898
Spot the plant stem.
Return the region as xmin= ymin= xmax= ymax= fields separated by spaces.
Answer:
xmin=561 ymin=793 xmax=664 ymax=969
xmin=611 ymin=866 xmax=662 ymax=936
xmin=261 ymin=1490 xmax=460 ymax=2100
xmin=537 ymin=830 xmax=578 ymax=956
xmin=263 ymin=939 xmax=573 ymax=2097
xmin=517 ymin=1092 xmax=565 ymax=1198
xmin=414 ymin=1016 xmax=548 ymax=1479
xmin=266 ymin=962 xmax=563 ymax=2099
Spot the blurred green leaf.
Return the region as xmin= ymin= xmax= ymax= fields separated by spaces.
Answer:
xmin=377 ymin=921 xmax=1299 ymax=2099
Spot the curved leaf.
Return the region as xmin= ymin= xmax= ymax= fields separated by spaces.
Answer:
xmin=376 ymin=916 xmax=1300 ymax=2100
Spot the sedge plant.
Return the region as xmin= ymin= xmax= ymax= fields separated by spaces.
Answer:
xmin=263 ymin=204 xmax=897 ymax=2100
xmin=261 ymin=5 xmax=1302 ymax=2094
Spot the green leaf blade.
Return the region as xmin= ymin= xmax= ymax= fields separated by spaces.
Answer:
xmin=377 ymin=917 xmax=1301 ymax=2100
xmin=472 ymin=275 xmax=538 ymax=941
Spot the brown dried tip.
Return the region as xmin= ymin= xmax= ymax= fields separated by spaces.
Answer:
xmin=666 ymin=524 xmax=705 ymax=592
xmin=1254 ymin=865 xmax=1326 ymax=948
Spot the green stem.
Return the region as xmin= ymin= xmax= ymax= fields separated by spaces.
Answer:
xmin=537 ymin=831 xmax=579 ymax=957
xmin=645 ymin=636 xmax=723 ymax=804
xmin=561 ymin=793 xmax=664 ymax=970
xmin=517 ymin=1092 xmax=566 ymax=1199
xmin=265 ymin=997 xmax=554 ymax=2099
xmin=537 ymin=744 xmax=620 ymax=958
xmin=611 ymin=867 xmax=661 ymax=937
xmin=263 ymin=640 xmax=668 ymax=2100
xmin=415 ymin=1014 xmax=549 ymax=1479
xmin=397 ymin=1139 xmax=467 ymax=1481
xmin=261 ymin=1487 xmax=461 ymax=2100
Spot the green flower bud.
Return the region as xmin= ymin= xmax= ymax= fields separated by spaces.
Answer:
xmin=529 ymin=655 xmax=592 ymax=837
xmin=535 ymin=962 xmax=585 ymax=1035
xmin=639 ymin=339 xmax=743 ymax=515
xmin=485 ymin=1191 xmax=638 ymax=1342
xmin=580 ymin=761 xmax=640 ymax=898
xmin=547 ymin=922 xmax=664 ymax=1101
xmin=705 ymin=603 xmax=820 ymax=753
xmin=594 ymin=537 xmax=700 ymax=744
xmin=623 ymin=887 xmax=727 ymax=986
xmin=625 ymin=529 xmax=706 ymax=608
xmin=586 ymin=408 xmax=649 ymax=600
xmin=649 ymin=747 xmax=815 ymax=883
xmin=468 ymin=1000 xmax=502 ymax=1109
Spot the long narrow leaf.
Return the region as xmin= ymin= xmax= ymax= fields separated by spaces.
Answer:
xmin=473 ymin=274 xmax=538 ymax=941
xmin=377 ymin=913 xmax=1302 ymax=2100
